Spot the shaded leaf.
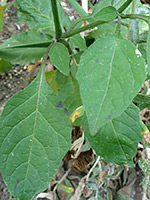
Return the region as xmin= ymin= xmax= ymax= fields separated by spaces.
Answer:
xmin=45 ymin=70 xmax=58 ymax=94
xmin=82 ymin=104 xmax=142 ymax=166
xmin=49 ymin=42 xmax=70 ymax=76
xmin=0 ymin=62 xmax=72 ymax=199
xmin=116 ymin=193 xmax=134 ymax=200
xmin=69 ymin=34 xmax=87 ymax=51
xmin=58 ymin=77 xmax=82 ymax=115
xmin=0 ymin=31 xmax=52 ymax=65
xmin=0 ymin=58 xmax=13 ymax=73
xmin=133 ymin=94 xmax=150 ymax=110
xmin=147 ymin=24 xmax=150 ymax=78
xmin=76 ymin=36 xmax=146 ymax=136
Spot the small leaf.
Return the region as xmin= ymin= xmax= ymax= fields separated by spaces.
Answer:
xmin=71 ymin=106 xmax=85 ymax=123
xmin=49 ymin=42 xmax=70 ymax=76
xmin=45 ymin=70 xmax=58 ymax=94
xmin=94 ymin=6 xmax=117 ymax=21
xmin=70 ymin=34 xmax=87 ymax=51
xmin=82 ymin=104 xmax=142 ymax=166
xmin=140 ymin=120 xmax=149 ymax=135
xmin=76 ymin=36 xmax=146 ymax=136
xmin=0 ymin=58 xmax=13 ymax=73
xmin=133 ymin=94 xmax=150 ymax=110
xmin=58 ymin=184 xmax=74 ymax=194
xmin=0 ymin=61 xmax=72 ymax=199
xmin=0 ymin=31 xmax=52 ymax=65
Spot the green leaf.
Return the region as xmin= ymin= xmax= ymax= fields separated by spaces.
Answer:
xmin=67 ymin=0 xmax=89 ymax=17
xmin=0 ymin=31 xmax=52 ymax=65
xmin=147 ymin=24 xmax=150 ymax=78
xmin=69 ymin=34 xmax=87 ymax=51
xmin=0 ymin=62 xmax=72 ymax=199
xmin=82 ymin=104 xmax=142 ymax=166
xmin=76 ymin=36 xmax=146 ymax=136
xmin=15 ymin=0 xmax=54 ymax=33
xmin=0 ymin=5 xmax=5 ymax=32
xmin=129 ymin=19 xmax=139 ymax=45
xmin=58 ymin=77 xmax=82 ymax=115
xmin=93 ymin=6 xmax=117 ymax=21
xmin=0 ymin=58 xmax=13 ymax=73
xmin=0 ymin=2 xmax=12 ymax=32
xmin=116 ymin=193 xmax=134 ymax=200
xmin=14 ymin=0 xmax=70 ymax=34
xmin=133 ymin=94 xmax=150 ymax=110
xmin=45 ymin=70 xmax=58 ymax=94
xmin=92 ymin=0 xmax=112 ymax=15
xmin=49 ymin=42 xmax=70 ymax=76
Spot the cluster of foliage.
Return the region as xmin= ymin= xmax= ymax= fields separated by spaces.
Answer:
xmin=0 ymin=0 xmax=150 ymax=199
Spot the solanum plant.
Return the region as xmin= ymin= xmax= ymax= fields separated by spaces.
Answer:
xmin=0 ymin=0 xmax=150 ymax=199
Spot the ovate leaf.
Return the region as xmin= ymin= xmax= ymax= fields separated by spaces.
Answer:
xmin=76 ymin=36 xmax=146 ymax=136
xmin=0 ymin=31 xmax=52 ymax=65
xmin=93 ymin=6 xmax=117 ymax=21
xmin=49 ymin=42 xmax=70 ymax=76
xmin=0 ymin=60 xmax=72 ymax=199
xmin=82 ymin=104 xmax=142 ymax=166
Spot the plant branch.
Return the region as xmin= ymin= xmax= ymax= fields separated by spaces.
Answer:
xmin=121 ymin=14 xmax=150 ymax=23
xmin=118 ymin=0 xmax=132 ymax=13
xmin=51 ymin=0 xmax=62 ymax=40
xmin=62 ymin=19 xmax=113 ymax=39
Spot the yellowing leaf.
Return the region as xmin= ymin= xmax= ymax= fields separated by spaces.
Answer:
xmin=45 ymin=70 xmax=58 ymax=94
xmin=58 ymin=184 xmax=74 ymax=194
xmin=0 ymin=1 xmax=14 ymax=32
xmin=71 ymin=106 xmax=85 ymax=123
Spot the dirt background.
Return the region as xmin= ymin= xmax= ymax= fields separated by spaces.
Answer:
xmin=0 ymin=1 xmax=150 ymax=200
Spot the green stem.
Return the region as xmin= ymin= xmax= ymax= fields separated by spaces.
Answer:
xmin=62 ymin=19 xmax=112 ymax=39
xmin=118 ymin=0 xmax=132 ymax=13
xmin=51 ymin=0 xmax=62 ymax=40
xmin=121 ymin=14 xmax=150 ymax=23
xmin=69 ymin=16 xmax=93 ymax=31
